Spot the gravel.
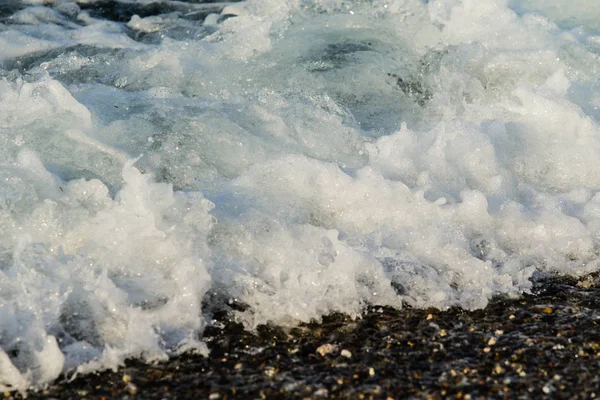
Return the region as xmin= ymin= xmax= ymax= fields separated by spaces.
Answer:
xmin=11 ymin=276 xmax=600 ymax=399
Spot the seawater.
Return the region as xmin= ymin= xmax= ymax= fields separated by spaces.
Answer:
xmin=0 ymin=0 xmax=600 ymax=391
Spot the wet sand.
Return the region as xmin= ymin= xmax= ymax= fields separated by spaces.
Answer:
xmin=13 ymin=276 xmax=600 ymax=399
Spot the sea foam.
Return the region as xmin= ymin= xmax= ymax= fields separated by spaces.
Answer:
xmin=1 ymin=0 xmax=600 ymax=391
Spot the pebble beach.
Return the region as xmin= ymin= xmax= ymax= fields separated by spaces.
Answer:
xmin=12 ymin=276 xmax=600 ymax=399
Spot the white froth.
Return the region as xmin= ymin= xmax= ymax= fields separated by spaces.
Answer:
xmin=1 ymin=0 xmax=600 ymax=391
xmin=0 ymin=30 xmax=59 ymax=62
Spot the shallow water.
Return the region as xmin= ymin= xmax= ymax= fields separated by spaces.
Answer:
xmin=1 ymin=0 xmax=600 ymax=391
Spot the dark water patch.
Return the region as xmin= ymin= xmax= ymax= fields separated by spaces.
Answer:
xmin=0 ymin=0 xmax=22 ymax=20
xmin=127 ymin=19 xmax=216 ymax=44
xmin=387 ymin=72 xmax=432 ymax=107
xmin=2 ymin=45 xmax=123 ymax=74
xmin=307 ymin=42 xmax=374 ymax=72
xmin=80 ymin=0 xmax=177 ymax=22
xmin=78 ymin=0 xmax=232 ymax=23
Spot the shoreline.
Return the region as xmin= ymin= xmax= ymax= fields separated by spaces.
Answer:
xmin=13 ymin=276 xmax=600 ymax=399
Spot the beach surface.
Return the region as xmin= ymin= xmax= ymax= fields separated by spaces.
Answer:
xmin=13 ymin=277 xmax=600 ymax=399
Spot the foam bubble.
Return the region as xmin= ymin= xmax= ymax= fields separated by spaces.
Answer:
xmin=0 ymin=150 xmax=213 ymax=390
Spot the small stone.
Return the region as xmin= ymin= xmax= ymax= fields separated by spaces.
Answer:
xmin=426 ymin=314 xmax=433 ymax=320
xmin=122 ymin=374 xmax=132 ymax=384
xmin=209 ymin=393 xmax=220 ymax=400
xmin=495 ymin=330 xmax=504 ymax=335
xmin=316 ymin=343 xmax=337 ymax=356
xmin=488 ymin=337 xmax=497 ymax=346
xmin=340 ymin=349 xmax=352 ymax=358
xmin=483 ymin=347 xmax=491 ymax=353
xmin=577 ymin=278 xmax=593 ymax=288
xmin=440 ymin=329 xmax=447 ymax=337
xmin=369 ymin=367 xmax=375 ymax=376
xmin=234 ymin=363 xmax=243 ymax=370
xmin=542 ymin=385 xmax=551 ymax=394
xmin=264 ymin=366 xmax=277 ymax=376
xmin=542 ymin=307 xmax=553 ymax=314
xmin=509 ymin=314 xmax=515 ymax=319
xmin=126 ymin=383 xmax=137 ymax=395
xmin=314 ymin=388 xmax=328 ymax=397
xmin=493 ymin=364 xmax=505 ymax=374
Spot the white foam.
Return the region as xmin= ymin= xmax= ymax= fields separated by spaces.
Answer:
xmin=0 ymin=149 xmax=213 ymax=390
xmin=1 ymin=0 xmax=600 ymax=391
xmin=0 ymin=30 xmax=59 ymax=62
